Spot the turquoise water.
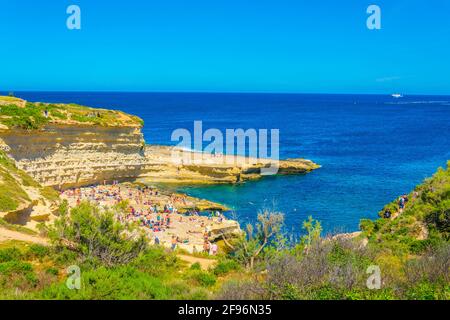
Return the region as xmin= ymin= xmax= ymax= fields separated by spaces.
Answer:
xmin=10 ymin=92 xmax=450 ymax=234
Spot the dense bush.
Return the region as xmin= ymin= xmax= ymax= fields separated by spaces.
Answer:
xmin=218 ymin=165 xmax=450 ymax=301
xmin=218 ymin=238 xmax=450 ymax=300
xmin=0 ymin=201 xmax=220 ymax=300
xmin=49 ymin=201 xmax=148 ymax=266
xmin=371 ymin=162 xmax=450 ymax=247
xmin=213 ymin=259 xmax=240 ymax=276
xmin=0 ymin=162 xmax=448 ymax=300
xmin=0 ymin=103 xmax=49 ymax=130
xmin=0 ymin=240 xmax=217 ymax=299
xmin=0 ymin=247 xmax=23 ymax=263
xmin=185 ymin=270 xmax=217 ymax=287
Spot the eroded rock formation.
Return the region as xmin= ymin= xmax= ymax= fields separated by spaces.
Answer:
xmin=0 ymin=97 xmax=319 ymax=188
xmin=1 ymin=125 xmax=145 ymax=188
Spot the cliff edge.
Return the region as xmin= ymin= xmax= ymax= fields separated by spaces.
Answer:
xmin=0 ymin=96 xmax=319 ymax=188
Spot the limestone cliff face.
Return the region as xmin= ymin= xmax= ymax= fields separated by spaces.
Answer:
xmin=0 ymin=125 xmax=319 ymax=188
xmin=0 ymin=124 xmax=146 ymax=188
xmin=0 ymin=96 xmax=319 ymax=188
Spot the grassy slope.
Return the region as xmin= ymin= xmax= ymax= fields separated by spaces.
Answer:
xmin=0 ymin=150 xmax=59 ymax=212
xmin=0 ymin=163 xmax=448 ymax=300
xmin=361 ymin=161 xmax=450 ymax=254
xmin=0 ymin=151 xmax=32 ymax=212
xmin=0 ymin=96 xmax=144 ymax=130
xmin=0 ymin=239 xmax=237 ymax=300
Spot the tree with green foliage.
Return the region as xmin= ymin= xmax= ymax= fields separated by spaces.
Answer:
xmin=301 ymin=215 xmax=322 ymax=247
xmin=49 ymin=201 xmax=148 ymax=267
xmin=221 ymin=210 xmax=284 ymax=270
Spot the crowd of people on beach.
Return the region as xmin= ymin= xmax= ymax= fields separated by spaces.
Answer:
xmin=61 ymin=182 xmax=226 ymax=255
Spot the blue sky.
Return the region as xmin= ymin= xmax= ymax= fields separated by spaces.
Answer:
xmin=1 ymin=0 xmax=449 ymax=94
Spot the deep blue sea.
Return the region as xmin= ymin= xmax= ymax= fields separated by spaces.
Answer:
xmin=8 ymin=92 xmax=450 ymax=234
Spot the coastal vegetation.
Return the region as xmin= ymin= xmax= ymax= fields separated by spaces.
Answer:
xmin=0 ymin=162 xmax=449 ymax=300
xmin=0 ymin=96 xmax=144 ymax=130
xmin=0 ymin=201 xmax=226 ymax=300
xmin=360 ymin=161 xmax=450 ymax=254
xmin=0 ymin=154 xmax=30 ymax=212
xmin=216 ymin=162 xmax=450 ymax=300
xmin=0 ymin=150 xmax=59 ymax=212
xmin=0 ymin=96 xmax=447 ymax=300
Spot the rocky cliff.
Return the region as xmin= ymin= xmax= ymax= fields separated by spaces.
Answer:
xmin=1 ymin=124 xmax=146 ymax=188
xmin=140 ymin=145 xmax=320 ymax=184
xmin=0 ymin=96 xmax=319 ymax=188
xmin=0 ymin=96 xmax=147 ymax=188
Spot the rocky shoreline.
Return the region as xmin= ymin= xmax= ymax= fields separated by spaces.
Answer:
xmin=139 ymin=144 xmax=320 ymax=185
xmin=0 ymin=96 xmax=320 ymax=244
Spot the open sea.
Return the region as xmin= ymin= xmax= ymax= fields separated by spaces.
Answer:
xmin=8 ymin=92 xmax=450 ymax=234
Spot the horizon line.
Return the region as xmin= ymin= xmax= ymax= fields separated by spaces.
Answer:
xmin=3 ymin=89 xmax=450 ymax=97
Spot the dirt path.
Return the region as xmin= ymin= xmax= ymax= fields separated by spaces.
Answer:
xmin=177 ymin=254 xmax=217 ymax=270
xmin=0 ymin=227 xmax=48 ymax=245
xmin=390 ymin=208 xmax=402 ymax=220
xmin=388 ymin=203 xmax=429 ymax=240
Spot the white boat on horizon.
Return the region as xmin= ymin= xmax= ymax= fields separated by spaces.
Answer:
xmin=391 ymin=93 xmax=403 ymax=98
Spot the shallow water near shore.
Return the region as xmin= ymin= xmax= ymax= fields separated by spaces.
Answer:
xmin=9 ymin=92 xmax=450 ymax=234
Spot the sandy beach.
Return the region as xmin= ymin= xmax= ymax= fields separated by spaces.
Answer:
xmin=60 ymin=183 xmax=240 ymax=253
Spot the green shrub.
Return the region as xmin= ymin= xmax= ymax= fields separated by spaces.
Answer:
xmin=0 ymin=260 xmax=37 ymax=289
xmin=213 ymin=259 xmax=240 ymax=276
xmin=0 ymin=103 xmax=49 ymax=130
xmin=187 ymin=270 xmax=217 ymax=287
xmin=0 ymin=247 xmax=23 ymax=263
xmin=0 ymin=193 xmax=18 ymax=211
xmin=53 ymin=247 xmax=78 ymax=265
xmin=185 ymin=288 xmax=210 ymax=300
xmin=49 ymin=202 xmax=147 ymax=266
xmin=45 ymin=267 xmax=59 ymax=276
xmin=408 ymin=238 xmax=442 ymax=254
xmin=190 ymin=262 xmax=201 ymax=270
xmin=27 ymin=244 xmax=50 ymax=260
xmin=359 ymin=219 xmax=375 ymax=237
xmin=405 ymin=282 xmax=442 ymax=300
xmin=0 ymin=260 xmax=33 ymax=275
xmin=40 ymin=264 xmax=211 ymax=300
xmin=132 ymin=246 xmax=180 ymax=276
xmin=50 ymin=110 xmax=67 ymax=120
xmin=309 ymin=285 xmax=343 ymax=300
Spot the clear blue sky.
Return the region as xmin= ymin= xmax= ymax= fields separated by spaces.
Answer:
xmin=1 ymin=0 xmax=449 ymax=94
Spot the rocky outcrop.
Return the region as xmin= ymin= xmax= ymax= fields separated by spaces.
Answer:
xmin=0 ymin=97 xmax=320 ymax=236
xmin=1 ymin=129 xmax=319 ymax=188
xmin=0 ymin=97 xmax=319 ymax=188
xmin=140 ymin=145 xmax=320 ymax=185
